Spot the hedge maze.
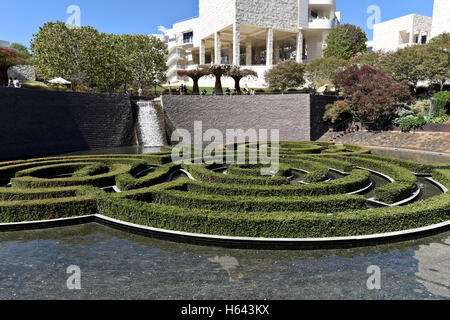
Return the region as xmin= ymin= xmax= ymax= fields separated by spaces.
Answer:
xmin=0 ymin=142 xmax=449 ymax=239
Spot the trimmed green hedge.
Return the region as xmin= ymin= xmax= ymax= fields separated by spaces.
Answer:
xmin=0 ymin=143 xmax=448 ymax=240
xmin=184 ymin=169 xmax=370 ymax=197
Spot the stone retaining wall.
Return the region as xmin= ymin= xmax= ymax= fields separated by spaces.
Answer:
xmin=0 ymin=87 xmax=136 ymax=160
xmin=7 ymin=65 xmax=36 ymax=81
xmin=162 ymin=94 xmax=334 ymax=143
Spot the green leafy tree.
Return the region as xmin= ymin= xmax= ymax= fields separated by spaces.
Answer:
xmin=350 ymin=50 xmax=389 ymax=69
xmin=323 ymin=100 xmax=353 ymax=125
xmin=333 ymin=65 xmax=412 ymax=125
xmin=10 ymin=43 xmax=33 ymax=63
xmin=305 ymin=56 xmax=349 ymax=89
xmin=422 ymin=33 xmax=450 ymax=91
xmin=380 ymin=44 xmax=427 ymax=90
xmin=125 ymin=34 xmax=167 ymax=90
xmin=264 ymin=60 xmax=305 ymax=92
xmin=31 ymin=21 xmax=167 ymax=92
xmin=324 ymin=24 xmax=368 ymax=60
xmin=226 ymin=66 xmax=258 ymax=93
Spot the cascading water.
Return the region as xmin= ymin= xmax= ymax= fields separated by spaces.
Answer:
xmin=136 ymin=101 xmax=167 ymax=147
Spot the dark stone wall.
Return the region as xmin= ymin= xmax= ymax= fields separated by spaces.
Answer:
xmin=162 ymin=94 xmax=334 ymax=143
xmin=0 ymin=87 xmax=136 ymax=160
xmin=310 ymin=95 xmax=337 ymax=141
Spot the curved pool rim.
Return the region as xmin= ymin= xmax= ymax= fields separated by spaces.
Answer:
xmin=0 ymin=214 xmax=449 ymax=250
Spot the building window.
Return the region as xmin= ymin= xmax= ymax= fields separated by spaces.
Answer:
xmin=421 ymin=35 xmax=427 ymax=44
xmin=183 ymin=32 xmax=193 ymax=43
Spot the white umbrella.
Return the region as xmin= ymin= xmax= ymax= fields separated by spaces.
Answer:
xmin=48 ymin=77 xmax=71 ymax=85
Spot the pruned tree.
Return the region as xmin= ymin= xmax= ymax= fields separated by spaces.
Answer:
xmin=208 ymin=64 xmax=231 ymax=95
xmin=264 ymin=60 xmax=305 ymax=93
xmin=226 ymin=66 xmax=258 ymax=93
xmin=177 ymin=68 xmax=209 ymax=95
xmin=324 ymin=24 xmax=368 ymax=60
xmin=333 ymin=65 xmax=412 ymax=125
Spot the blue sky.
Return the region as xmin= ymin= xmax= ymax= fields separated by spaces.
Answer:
xmin=1 ymin=0 xmax=434 ymax=48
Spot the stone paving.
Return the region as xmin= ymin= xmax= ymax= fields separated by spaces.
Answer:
xmin=320 ymin=131 xmax=450 ymax=154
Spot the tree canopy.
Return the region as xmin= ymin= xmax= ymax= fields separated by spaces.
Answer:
xmin=305 ymin=56 xmax=349 ymax=89
xmin=227 ymin=66 xmax=258 ymax=93
xmin=30 ymin=21 xmax=167 ymax=92
xmin=264 ymin=60 xmax=305 ymax=92
xmin=324 ymin=24 xmax=368 ymax=60
xmin=333 ymin=65 xmax=412 ymax=124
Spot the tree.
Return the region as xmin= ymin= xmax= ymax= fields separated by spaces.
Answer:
xmin=31 ymin=21 xmax=167 ymax=92
xmin=177 ymin=68 xmax=209 ymax=95
xmin=226 ymin=66 xmax=258 ymax=93
xmin=323 ymin=100 xmax=353 ymax=125
xmin=125 ymin=34 xmax=167 ymax=90
xmin=422 ymin=33 xmax=450 ymax=91
xmin=324 ymin=24 xmax=368 ymax=60
xmin=31 ymin=21 xmax=100 ymax=88
xmin=10 ymin=43 xmax=33 ymax=63
xmin=380 ymin=44 xmax=427 ymax=90
xmin=333 ymin=65 xmax=412 ymax=125
xmin=304 ymin=56 xmax=349 ymax=89
xmin=209 ymin=65 xmax=231 ymax=95
xmin=0 ymin=47 xmax=26 ymax=85
xmin=350 ymin=50 xmax=389 ymax=69
xmin=264 ymin=60 xmax=305 ymax=92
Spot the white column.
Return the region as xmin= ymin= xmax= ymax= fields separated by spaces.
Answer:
xmin=274 ymin=40 xmax=280 ymax=64
xmin=296 ymin=31 xmax=304 ymax=63
xmin=215 ymin=32 xmax=222 ymax=64
xmin=246 ymin=40 xmax=252 ymax=66
xmin=233 ymin=23 xmax=240 ymax=66
xmin=266 ymin=28 xmax=274 ymax=66
xmin=199 ymin=40 xmax=206 ymax=65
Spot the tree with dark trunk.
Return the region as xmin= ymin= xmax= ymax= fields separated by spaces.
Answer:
xmin=208 ymin=65 xmax=231 ymax=95
xmin=227 ymin=66 xmax=258 ymax=93
xmin=177 ymin=68 xmax=209 ymax=95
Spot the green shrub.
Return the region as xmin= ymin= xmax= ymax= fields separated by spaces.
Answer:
xmin=433 ymin=91 xmax=450 ymax=114
xmin=398 ymin=114 xmax=427 ymax=132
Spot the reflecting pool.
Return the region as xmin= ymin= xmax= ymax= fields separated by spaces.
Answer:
xmin=0 ymin=224 xmax=448 ymax=300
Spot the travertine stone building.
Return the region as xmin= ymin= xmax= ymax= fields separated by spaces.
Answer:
xmin=431 ymin=0 xmax=450 ymax=38
xmin=368 ymin=0 xmax=449 ymax=52
xmin=156 ymin=0 xmax=340 ymax=88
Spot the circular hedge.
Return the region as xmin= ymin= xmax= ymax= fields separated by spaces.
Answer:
xmin=0 ymin=142 xmax=449 ymax=239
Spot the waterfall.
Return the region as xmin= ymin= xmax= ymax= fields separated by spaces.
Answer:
xmin=136 ymin=101 xmax=166 ymax=147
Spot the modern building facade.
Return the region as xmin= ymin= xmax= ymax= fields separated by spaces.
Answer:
xmin=367 ymin=0 xmax=449 ymax=52
xmin=156 ymin=0 xmax=340 ymax=88
xmin=431 ymin=0 xmax=450 ymax=38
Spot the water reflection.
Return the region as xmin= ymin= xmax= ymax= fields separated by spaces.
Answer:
xmin=414 ymin=238 xmax=450 ymax=298
xmin=0 ymin=223 xmax=448 ymax=300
